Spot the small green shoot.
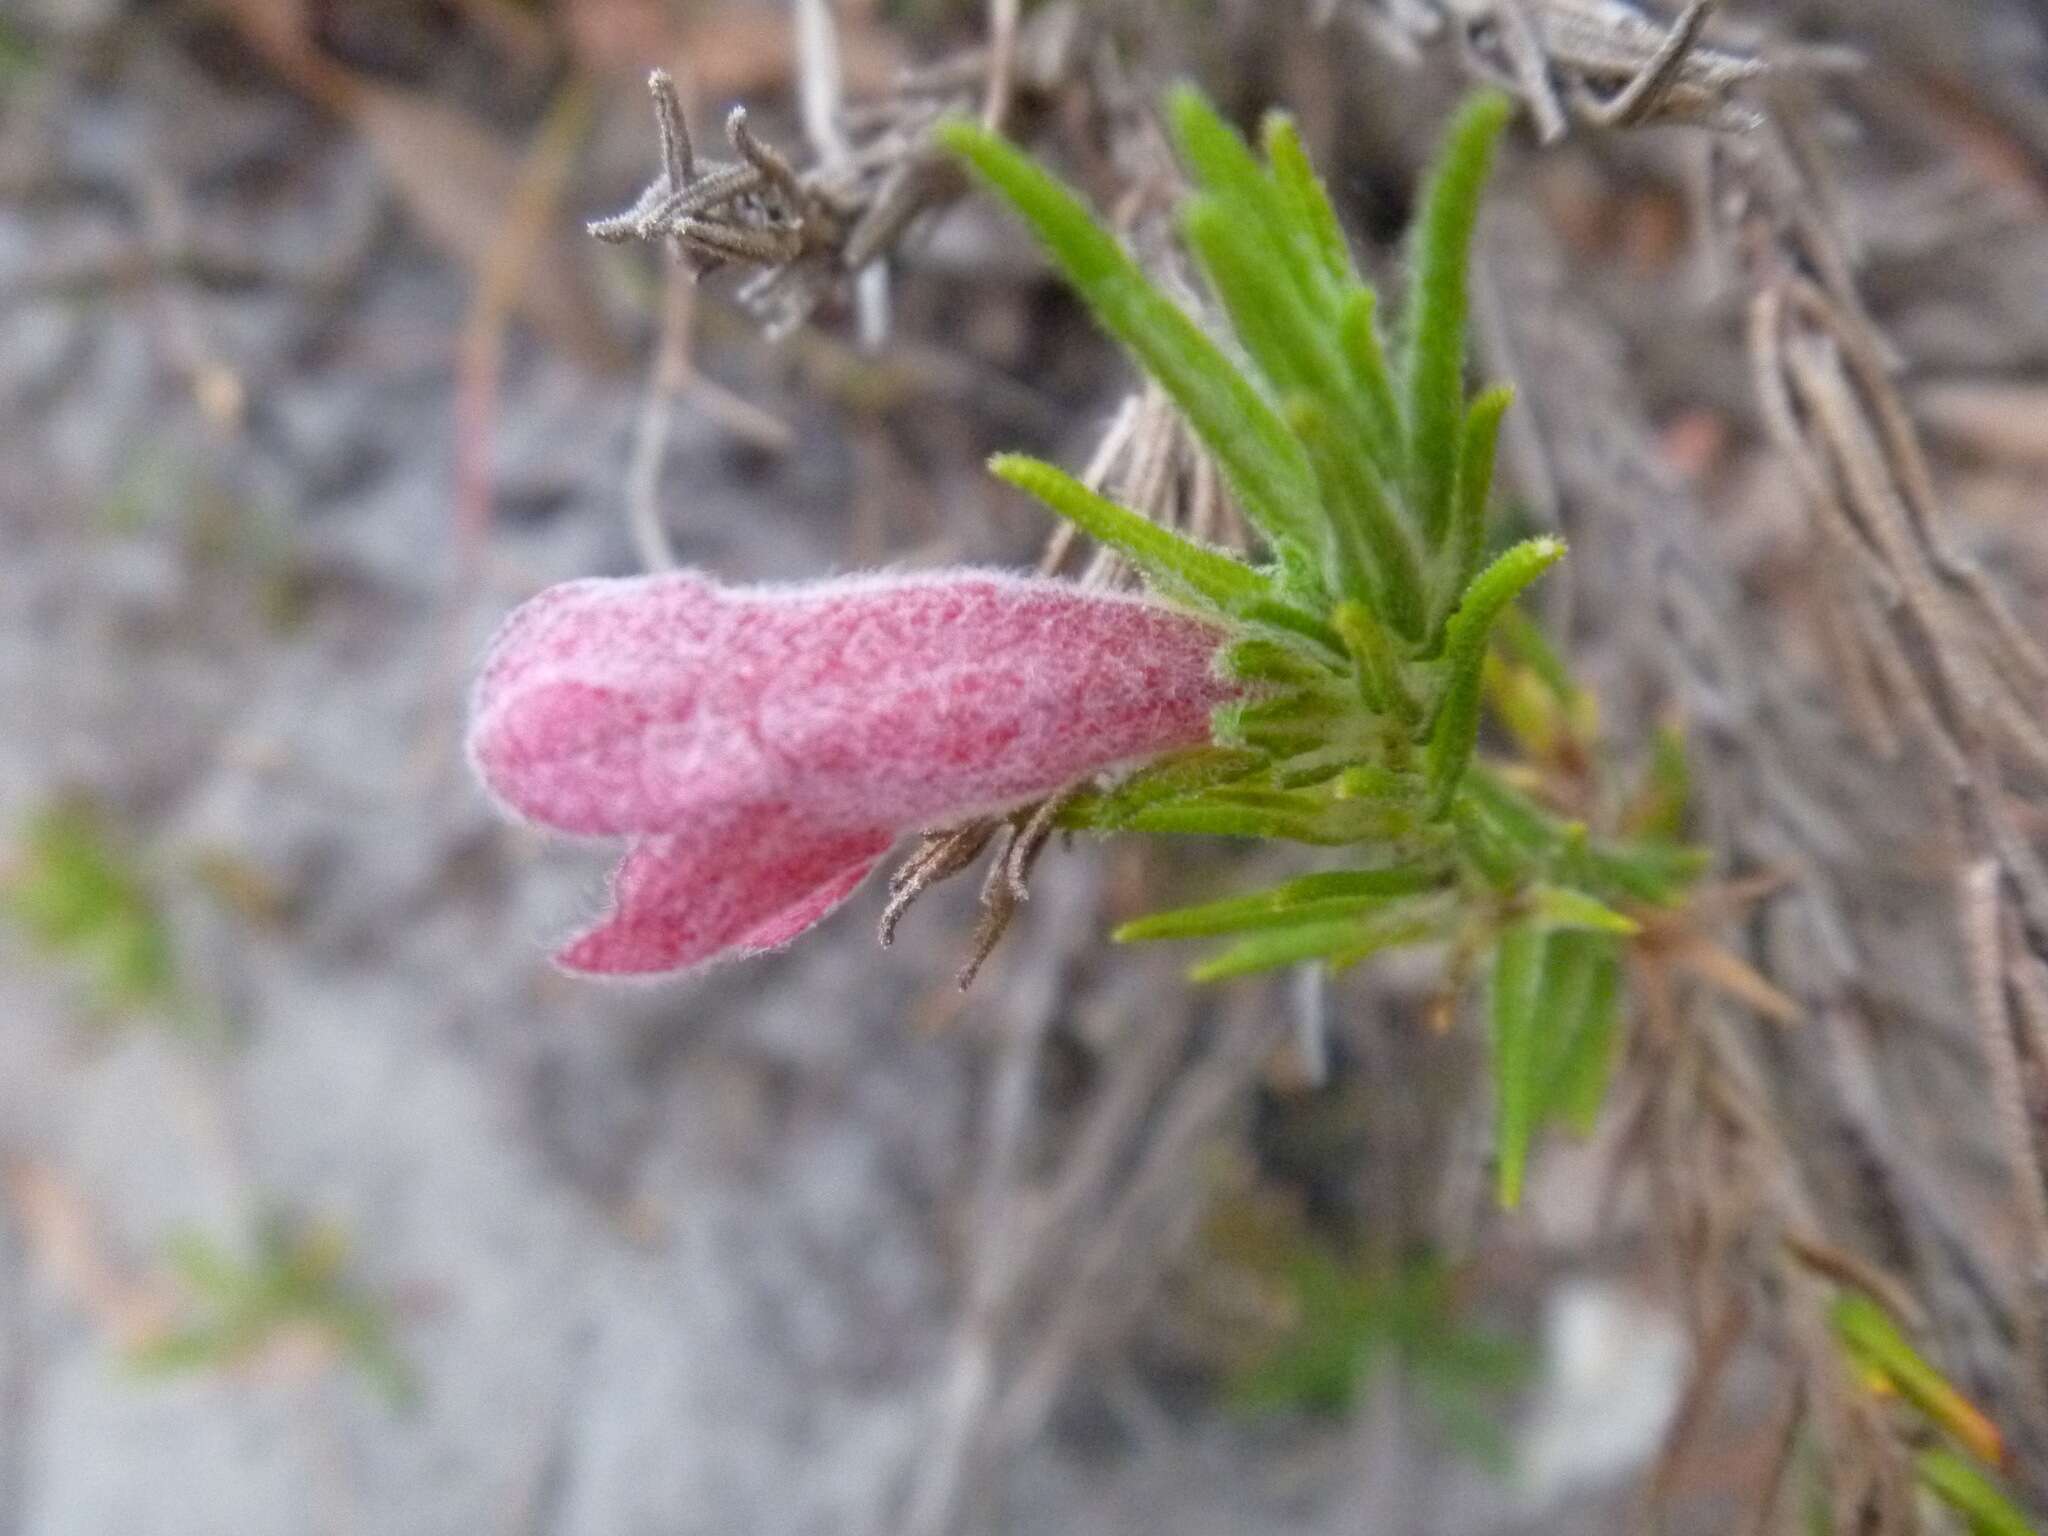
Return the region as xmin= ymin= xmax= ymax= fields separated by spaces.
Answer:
xmin=4 ymin=799 xmax=178 ymax=1020
xmin=130 ymin=1215 xmax=413 ymax=1407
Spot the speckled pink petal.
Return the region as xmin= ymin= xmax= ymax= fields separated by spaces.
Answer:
xmin=470 ymin=568 xmax=1241 ymax=978
xmin=469 ymin=568 xmax=1235 ymax=838
xmin=555 ymin=807 xmax=893 ymax=977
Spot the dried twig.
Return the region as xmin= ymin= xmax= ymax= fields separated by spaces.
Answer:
xmin=593 ymin=10 xmax=1092 ymax=338
xmin=1339 ymin=0 xmax=1856 ymax=140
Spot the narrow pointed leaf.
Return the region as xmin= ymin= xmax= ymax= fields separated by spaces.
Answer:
xmin=1290 ymin=397 xmax=1426 ymax=637
xmin=939 ymin=119 xmax=1318 ymax=557
xmin=1115 ymin=801 xmax=1352 ymax=845
xmin=1118 ymin=867 xmax=1446 ymax=941
xmin=1328 ymin=907 xmax=1455 ymax=972
xmin=1831 ymin=1294 xmax=2007 ymax=1469
xmin=1182 ymin=198 xmax=1357 ymax=430
xmin=1402 ymin=92 xmax=1512 ymax=547
xmin=990 ymin=453 xmax=1268 ymax=609
xmin=1220 ymin=638 xmax=1333 ymax=686
xmin=1442 ymin=385 xmax=1515 ymax=628
xmin=1058 ymin=748 xmax=1269 ymax=831
xmin=1569 ymin=837 xmax=1711 ymax=906
xmin=1426 ymin=537 xmax=1566 ymax=812
xmin=1334 ymin=600 xmax=1418 ymax=722
xmin=1340 ymin=290 xmax=1407 ymax=482
xmin=1534 ymin=932 xmax=1624 ymax=1134
xmin=1193 ymin=902 xmax=1447 ymax=982
xmin=1263 ymin=112 xmax=1353 ymax=291
xmin=1915 ymin=1451 xmax=2035 ymax=1536
xmin=1234 ymin=596 xmax=1351 ymax=661
xmin=1491 ymin=918 xmax=1548 ymax=1208
xmin=1527 ymin=885 xmax=1639 ymax=936
xmin=1168 ymin=87 xmax=1331 ymax=316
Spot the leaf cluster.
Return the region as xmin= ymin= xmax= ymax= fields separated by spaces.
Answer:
xmin=941 ymin=91 xmax=1702 ymax=1206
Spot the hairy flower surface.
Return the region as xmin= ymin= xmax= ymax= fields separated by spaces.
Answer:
xmin=470 ymin=569 xmax=1235 ymax=975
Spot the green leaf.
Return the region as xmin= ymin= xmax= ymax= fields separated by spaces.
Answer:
xmin=1219 ymin=638 xmax=1334 ymax=686
xmin=1491 ymin=919 xmax=1548 ymax=1208
xmin=1058 ymin=748 xmax=1268 ymax=831
xmin=1539 ymin=935 xmax=1624 ymax=1135
xmin=989 ymin=453 xmax=1267 ymax=610
xmin=1630 ymin=722 xmax=1694 ymax=843
xmin=1191 ymin=919 xmax=1376 ymax=980
xmin=1526 ymin=885 xmax=1639 ymax=936
xmin=1425 ymin=536 xmax=1566 ymax=812
xmin=1117 ymin=866 xmax=1447 ymax=942
xmin=1191 ymin=901 xmax=1448 ymax=981
xmin=1916 ymin=1451 xmax=2038 ymax=1536
xmin=1442 ymin=385 xmax=1515 ymax=628
xmin=1233 ymin=596 xmax=1351 ymax=661
xmin=1212 ymin=695 xmax=1348 ymax=756
xmin=1333 ymin=600 xmax=1419 ymax=722
xmin=1262 ymin=112 xmax=1353 ymax=292
xmin=1569 ymin=837 xmax=1710 ymax=906
xmin=1112 ymin=800 xmax=1350 ymax=845
xmin=1168 ymin=87 xmax=1334 ymax=318
xmin=1457 ymin=768 xmax=1562 ymax=859
xmin=1289 ymin=397 xmax=1426 ymax=637
xmin=1339 ymin=290 xmax=1407 ymax=482
xmin=1402 ymin=91 xmax=1513 ymax=548
xmin=1832 ymin=1294 xmax=2007 ymax=1468
xmin=1494 ymin=603 xmax=1577 ymax=707
xmin=938 ymin=118 xmax=1318 ymax=560
xmin=1182 ymin=196 xmax=1375 ymax=472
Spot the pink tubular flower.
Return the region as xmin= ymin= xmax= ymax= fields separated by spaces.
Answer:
xmin=469 ymin=569 xmax=1237 ymax=976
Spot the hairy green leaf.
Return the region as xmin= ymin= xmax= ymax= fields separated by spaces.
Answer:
xmin=939 ymin=118 xmax=1318 ymax=560
xmin=1059 ymin=748 xmax=1269 ymax=831
xmin=1403 ymin=92 xmax=1513 ymax=547
xmin=1491 ymin=918 xmax=1547 ymax=1208
xmin=1118 ymin=866 xmax=1446 ymax=941
xmin=1290 ymin=397 xmax=1426 ymax=637
xmin=1442 ymin=385 xmax=1515 ymax=627
xmin=1193 ymin=901 xmax=1448 ymax=981
xmin=1333 ymin=600 xmax=1418 ymax=722
xmin=1426 ymin=536 xmax=1566 ymax=812
xmin=1183 ymin=198 xmax=1357 ymax=434
xmin=1219 ymin=638 xmax=1334 ymax=686
xmin=1234 ymin=596 xmax=1351 ymax=661
xmin=1112 ymin=800 xmax=1350 ymax=845
xmin=989 ymin=453 xmax=1267 ymax=609
xmin=1262 ymin=113 xmax=1353 ymax=293
xmin=1168 ymin=88 xmax=1333 ymax=318
xmin=1339 ymin=290 xmax=1407 ymax=483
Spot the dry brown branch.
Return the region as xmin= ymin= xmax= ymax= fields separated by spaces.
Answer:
xmin=593 ymin=8 xmax=1093 ymax=339
xmin=1335 ymin=0 xmax=1857 ymax=139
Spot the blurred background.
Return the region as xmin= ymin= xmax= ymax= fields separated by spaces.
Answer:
xmin=6 ymin=2 xmax=2048 ymax=1532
